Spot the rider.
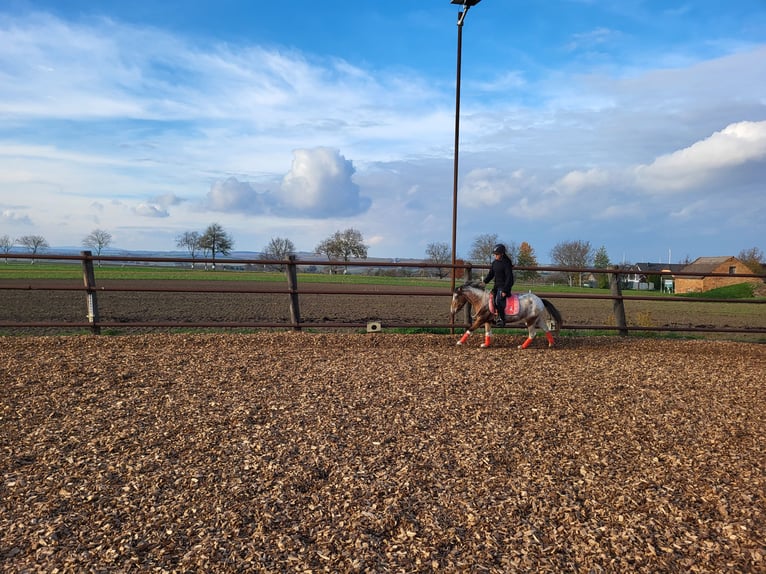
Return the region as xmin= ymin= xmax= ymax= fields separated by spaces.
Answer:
xmin=483 ymin=243 xmax=515 ymax=327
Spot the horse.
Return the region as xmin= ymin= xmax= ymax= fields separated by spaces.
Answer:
xmin=450 ymin=281 xmax=563 ymax=349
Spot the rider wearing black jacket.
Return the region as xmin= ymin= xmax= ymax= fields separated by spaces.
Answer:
xmin=483 ymin=243 xmax=515 ymax=327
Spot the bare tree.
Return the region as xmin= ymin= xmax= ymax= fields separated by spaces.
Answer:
xmin=550 ymin=240 xmax=594 ymax=286
xmin=16 ymin=235 xmax=49 ymax=264
xmin=315 ymin=228 xmax=367 ymax=274
xmin=737 ymin=246 xmax=764 ymax=274
xmin=468 ymin=233 xmax=498 ymax=265
xmin=263 ymin=237 xmax=296 ymax=271
xmin=176 ymin=231 xmax=202 ymax=268
xmin=199 ymin=223 xmax=234 ymax=270
xmin=468 ymin=234 xmax=517 ymax=266
xmin=0 ymin=234 xmax=13 ymax=263
xmin=82 ymin=229 xmax=113 ymax=266
xmin=425 ymin=242 xmax=451 ymax=279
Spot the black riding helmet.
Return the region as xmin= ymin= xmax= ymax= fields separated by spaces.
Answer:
xmin=492 ymin=243 xmax=506 ymax=255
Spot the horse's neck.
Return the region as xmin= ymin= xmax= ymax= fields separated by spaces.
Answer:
xmin=466 ymin=287 xmax=489 ymax=307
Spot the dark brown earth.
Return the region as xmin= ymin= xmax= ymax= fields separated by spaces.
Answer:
xmin=1 ymin=279 xmax=764 ymax=339
xmin=1 ymin=333 xmax=764 ymax=573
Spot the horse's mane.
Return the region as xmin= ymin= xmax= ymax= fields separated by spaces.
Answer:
xmin=461 ymin=280 xmax=486 ymax=290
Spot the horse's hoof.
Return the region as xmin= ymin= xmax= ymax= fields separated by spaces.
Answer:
xmin=456 ymin=341 xmax=463 ymax=346
xmin=480 ymin=343 xmax=489 ymax=348
xmin=517 ymin=344 xmax=524 ymax=350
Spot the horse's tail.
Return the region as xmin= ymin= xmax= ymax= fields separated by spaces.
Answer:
xmin=541 ymin=298 xmax=563 ymax=333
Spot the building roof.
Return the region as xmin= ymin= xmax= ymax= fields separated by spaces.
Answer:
xmin=679 ymin=256 xmax=749 ymax=278
xmin=631 ymin=262 xmax=686 ymax=274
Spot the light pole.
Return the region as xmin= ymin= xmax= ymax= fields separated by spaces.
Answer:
xmin=449 ymin=0 xmax=481 ymax=297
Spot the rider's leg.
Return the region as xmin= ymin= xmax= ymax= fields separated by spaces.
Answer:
xmin=494 ymin=291 xmax=506 ymax=326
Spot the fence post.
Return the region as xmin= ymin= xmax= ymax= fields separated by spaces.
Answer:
xmin=464 ymin=263 xmax=473 ymax=325
xmin=286 ymin=255 xmax=301 ymax=331
xmin=609 ymin=266 xmax=628 ymax=336
xmin=81 ymin=250 xmax=101 ymax=335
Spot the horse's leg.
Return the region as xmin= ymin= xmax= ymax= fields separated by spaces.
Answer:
xmin=457 ymin=312 xmax=488 ymax=346
xmin=481 ymin=322 xmax=493 ymax=348
xmin=531 ymin=313 xmax=556 ymax=347
xmin=543 ymin=318 xmax=555 ymax=347
xmin=519 ymin=319 xmax=537 ymax=349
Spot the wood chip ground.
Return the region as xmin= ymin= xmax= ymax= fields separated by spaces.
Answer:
xmin=1 ymin=334 xmax=764 ymax=572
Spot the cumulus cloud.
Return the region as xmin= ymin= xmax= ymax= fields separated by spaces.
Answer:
xmin=278 ymin=147 xmax=370 ymax=217
xmin=204 ymin=148 xmax=370 ymax=219
xmin=152 ymin=193 xmax=185 ymax=208
xmin=555 ymin=168 xmax=610 ymax=195
xmin=204 ymin=177 xmax=265 ymax=213
xmin=459 ymin=167 xmax=525 ymax=208
xmin=634 ymin=120 xmax=766 ymax=192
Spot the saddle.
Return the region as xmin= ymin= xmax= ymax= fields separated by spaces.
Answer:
xmin=489 ymin=293 xmax=519 ymax=318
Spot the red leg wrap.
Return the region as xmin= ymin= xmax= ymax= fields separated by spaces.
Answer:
xmin=521 ymin=337 xmax=533 ymax=349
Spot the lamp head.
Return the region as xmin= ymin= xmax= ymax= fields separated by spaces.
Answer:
xmin=451 ymin=0 xmax=482 ymax=6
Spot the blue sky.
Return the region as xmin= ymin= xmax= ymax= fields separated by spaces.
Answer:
xmin=1 ymin=1 xmax=764 ymax=264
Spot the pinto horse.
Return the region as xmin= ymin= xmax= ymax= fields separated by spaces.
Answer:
xmin=450 ymin=281 xmax=563 ymax=349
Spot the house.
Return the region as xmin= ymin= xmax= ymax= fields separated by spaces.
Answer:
xmin=674 ymin=256 xmax=761 ymax=294
xmin=625 ymin=262 xmax=686 ymax=291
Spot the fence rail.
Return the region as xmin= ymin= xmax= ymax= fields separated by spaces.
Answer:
xmin=0 ymin=252 xmax=764 ymax=337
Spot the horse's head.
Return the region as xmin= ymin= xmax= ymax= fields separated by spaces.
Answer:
xmin=450 ymin=286 xmax=468 ymax=319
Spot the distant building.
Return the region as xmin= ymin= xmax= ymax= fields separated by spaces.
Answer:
xmin=625 ymin=262 xmax=686 ymax=291
xmin=674 ymin=256 xmax=761 ymax=294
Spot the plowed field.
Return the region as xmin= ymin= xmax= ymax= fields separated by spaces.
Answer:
xmin=1 ymin=279 xmax=764 ymax=338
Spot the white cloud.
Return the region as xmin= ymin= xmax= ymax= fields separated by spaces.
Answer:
xmin=277 ymin=147 xmax=370 ymax=217
xmin=133 ymin=203 xmax=169 ymax=218
xmin=203 ymin=148 xmax=371 ymax=219
xmin=555 ymin=168 xmax=610 ymax=194
xmin=459 ymin=168 xmax=524 ymax=207
xmin=1 ymin=209 xmax=32 ymax=225
xmin=634 ymin=120 xmax=766 ymax=192
xmin=204 ymin=177 xmax=264 ymax=213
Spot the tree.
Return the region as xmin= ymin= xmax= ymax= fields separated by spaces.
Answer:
xmin=468 ymin=233 xmax=517 ymax=266
xmin=425 ymin=242 xmax=451 ymax=279
xmin=738 ymin=246 xmax=764 ymax=275
xmin=315 ymin=228 xmax=367 ymax=274
xmin=593 ymin=245 xmax=611 ymax=288
xmin=515 ymin=241 xmax=539 ymax=281
xmin=550 ymin=240 xmax=594 ymax=287
xmin=263 ymin=237 xmax=296 ymax=271
xmin=468 ymin=233 xmax=498 ymax=265
xmin=0 ymin=234 xmax=13 ymax=263
xmin=82 ymin=229 xmax=113 ymax=266
xmin=17 ymin=235 xmax=49 ymax=263
xmin=199 ymin=223 xmax=234 ymax=269
xmin=176 ymin=231 xmax=202 ymax=268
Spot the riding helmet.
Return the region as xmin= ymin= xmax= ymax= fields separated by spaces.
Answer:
xmin=492 ymin=243 xmax=506 ymax=255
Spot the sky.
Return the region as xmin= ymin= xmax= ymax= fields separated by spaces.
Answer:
xmin=1 ymin=0 xmax=765 ymax=264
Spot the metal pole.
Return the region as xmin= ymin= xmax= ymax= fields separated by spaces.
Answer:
xmin=450 ymin=9 xmax=465 ymax=298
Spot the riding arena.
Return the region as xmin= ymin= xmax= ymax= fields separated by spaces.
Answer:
xmin=2 ymin=329 xmax=764 ymax=572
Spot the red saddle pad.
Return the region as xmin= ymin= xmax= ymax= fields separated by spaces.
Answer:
xmin=489 ymin=294 xmax=519 ymax=317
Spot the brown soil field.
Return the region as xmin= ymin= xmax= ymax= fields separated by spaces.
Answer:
xmin=1 ymin=279 xmax=764 ymax=339
xmin=1 ymin=332 xmax=764 ymax=573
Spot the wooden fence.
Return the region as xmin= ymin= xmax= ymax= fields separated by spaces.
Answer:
xmin=0 ymin=252 xmax=764 ymax=337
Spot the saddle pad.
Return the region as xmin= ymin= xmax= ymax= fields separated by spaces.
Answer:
xmin=489 ymin=293 xmax=520 ymax=317
xmin=505 ymin=294 xmax=520 ymax=317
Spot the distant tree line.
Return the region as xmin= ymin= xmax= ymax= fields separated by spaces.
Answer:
xmin=2 ymin=226 xmax=763 ymax=283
